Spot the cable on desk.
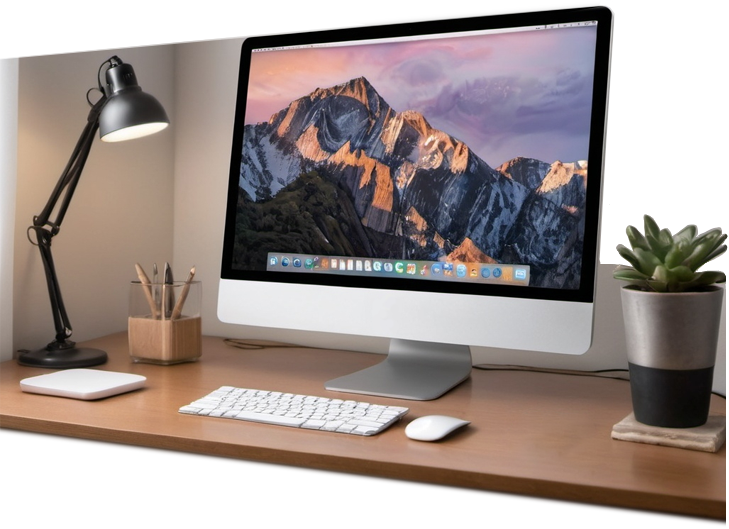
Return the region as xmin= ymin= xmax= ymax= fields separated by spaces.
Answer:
xmin=474 ymin=363 xmax=630 ymax=381
xmin=474 ymin=363 xmax=726 ymax=399
xmin=223 ymin=338 xmax=726 ymax=399
xmin=223 ymin=338 xmax=318 ymax=351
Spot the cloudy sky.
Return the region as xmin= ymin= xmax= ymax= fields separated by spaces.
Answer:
xmin=244 ymin=24 xmax=598 ymax=168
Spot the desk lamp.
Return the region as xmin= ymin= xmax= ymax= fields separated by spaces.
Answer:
xmin=18 ymin=55 xmax=169 ymax=369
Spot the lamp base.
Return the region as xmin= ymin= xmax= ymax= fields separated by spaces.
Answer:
xmin=18 ymin=347 xmax=108 ymax=369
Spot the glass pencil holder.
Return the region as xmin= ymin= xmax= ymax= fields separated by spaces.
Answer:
xmin=128 ymin=280 xmax=202 ymax=365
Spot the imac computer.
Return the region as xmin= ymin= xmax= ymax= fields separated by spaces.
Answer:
xmin=219 ymin=7 xmax=612 ymax=400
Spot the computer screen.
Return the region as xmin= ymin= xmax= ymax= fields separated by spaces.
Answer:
xmin=219 ymin=7 xmax=612 ymax=400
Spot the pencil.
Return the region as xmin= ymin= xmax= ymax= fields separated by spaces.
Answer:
xmin=135 ymin=263 xmax=159 ymax=319
xmin=171 ymin=266 xmax=196 ymax=320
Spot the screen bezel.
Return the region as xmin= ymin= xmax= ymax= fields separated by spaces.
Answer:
xmin=220 ymin=6 xmax=612 ymax=304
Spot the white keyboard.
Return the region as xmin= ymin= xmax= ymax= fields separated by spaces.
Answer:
xmin=179 ymin=386 xmax=409 ymax=436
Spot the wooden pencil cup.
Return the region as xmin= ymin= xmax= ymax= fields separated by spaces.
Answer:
xmin=128 ymin=280 xmax=202 ymax=365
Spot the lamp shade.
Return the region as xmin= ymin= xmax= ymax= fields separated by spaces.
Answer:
xmin=98 ymin=60 xmax=169 ymax=142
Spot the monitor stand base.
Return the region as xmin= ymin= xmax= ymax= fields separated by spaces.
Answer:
xmin=325 ymin=339 xmax=472 ymax=401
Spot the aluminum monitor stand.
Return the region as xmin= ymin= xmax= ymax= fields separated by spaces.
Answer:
xmin=325 ymin=339 xmax=472 ymax=401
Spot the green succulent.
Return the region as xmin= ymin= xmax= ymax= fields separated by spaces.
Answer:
xmin=614 ymin=215 xmax=726 ymax=292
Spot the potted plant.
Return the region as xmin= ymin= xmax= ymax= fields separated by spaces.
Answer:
xmin=614 ymin=215 xmax=726 ymax=428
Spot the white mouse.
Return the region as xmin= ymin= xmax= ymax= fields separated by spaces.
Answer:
xmin=405 ymin=415 xmax=470 ymax=441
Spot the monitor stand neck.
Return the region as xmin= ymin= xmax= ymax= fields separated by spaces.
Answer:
xmin=325 ymin=339 xmax=472 ymax=401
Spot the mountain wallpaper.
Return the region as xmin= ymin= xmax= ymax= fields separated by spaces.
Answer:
xmin=231 ymin=27 xmax=598 ymax=289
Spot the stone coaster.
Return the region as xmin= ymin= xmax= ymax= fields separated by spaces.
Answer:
xmin=611 ymin=413 xmax=726 ymax=453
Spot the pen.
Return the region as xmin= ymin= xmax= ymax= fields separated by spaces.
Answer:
xmin=152 ymin=262 xmax=160 ymax=314
xmin=163 ymin=262 xmax=175 ymax=319
xmin=135 ymin=263 xmax=159 ymax=319
xmin=171 ymin=266 xmax=196 ymax=320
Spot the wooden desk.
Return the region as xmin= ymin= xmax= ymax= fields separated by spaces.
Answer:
xmin=0 ymin=333 xmax=724 ymax=519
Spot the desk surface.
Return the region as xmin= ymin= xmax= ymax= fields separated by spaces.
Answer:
xmin=1 ymin=333 xmax=724 ymax=519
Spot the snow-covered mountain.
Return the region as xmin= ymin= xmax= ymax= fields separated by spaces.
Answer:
xmin=235 ymin=77 xmax=588 ymax=288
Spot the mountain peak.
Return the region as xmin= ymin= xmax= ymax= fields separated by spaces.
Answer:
xmin=311 ymin=76 xmax=377 ymax=106
xmin=496 ymin=157 xmax=551 ymax=190
xmin=537 ymin=160 xmax=588 ymax=194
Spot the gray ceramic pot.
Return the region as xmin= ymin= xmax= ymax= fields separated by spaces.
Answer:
xmin=620 ymin=285 xmax=724 ymax=428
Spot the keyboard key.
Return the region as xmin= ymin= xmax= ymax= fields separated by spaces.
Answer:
xmin=233 ymin=410 xmax=307 ymax=427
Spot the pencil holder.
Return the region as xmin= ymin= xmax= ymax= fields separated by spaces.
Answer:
xmin=128 ymin=280 xmax=202 ymax=365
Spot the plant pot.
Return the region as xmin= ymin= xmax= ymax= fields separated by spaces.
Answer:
xmin=620 ymin=285 xmax=724 ymax=428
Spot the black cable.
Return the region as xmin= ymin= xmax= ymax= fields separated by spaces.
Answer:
xmin=474 ymin=363 xmax=726 ymax=399
xmin=223 ymin=338 xmax=317 ymax=351
xmin=222 ymin=338 xmax=727 ymax=399
xmin=474 ymin=363 xmax=630 ymax=381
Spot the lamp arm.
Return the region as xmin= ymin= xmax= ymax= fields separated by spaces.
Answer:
xmin=27 ymin=97 xmax=106 ymax=348
xmin=30 ymin=225 xmax=73 ymax=347
xmin=33 ymin=97 xmax=105 ymax=229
